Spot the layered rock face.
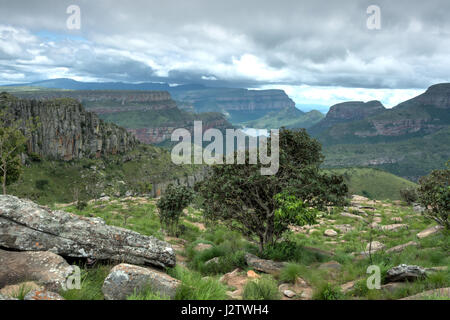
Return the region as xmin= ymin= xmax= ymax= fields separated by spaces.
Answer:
xmin=0 ymin=195 xmax=176 ymax=268
xmin=396 ymin=83 xmax=450 ymax=110
xmin=171 ymin=88 xmax=295 ymax=113
xmin=0 ymin=93 xmax=138 ymax=161
xmin=326 ymin=101 xmax=385 ymax=122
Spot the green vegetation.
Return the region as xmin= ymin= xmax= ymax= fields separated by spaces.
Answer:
xmin=157 ymin=184 xmax=194 ymax=236
xmin=327 ymin=167 xmax=417 ymax=200
xmin=198 ymin=128 xmax=348 ymax=252
xmin=417 ymin=163 xmax=450 ymax=228
xmin=7 ymin=144 xmax=201 ymax=205
xmin=242 ymin=276 xmax=280 ymax=300
xmin=61 ymin=265 xmax=110 ymax=300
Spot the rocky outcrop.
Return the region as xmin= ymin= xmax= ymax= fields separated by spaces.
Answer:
xmin=385 ymin=264 xmax=427 ymax=283
xmin=0 ymin=92 xmax=138 ymax=161
xmin=0 ymin=249 xmax=74 ymax=291
xmin=325 ymin=101 xmax=385 ymax=123
xmin=244 ymin=253 xmax=286 ymax=276
xmin=102 ymin=263 xmax=180 ymax=300
xmin=396 ymin=83 xmax=450 ymax=110
xmin=0 ymin=195 xmax=175 ymax=268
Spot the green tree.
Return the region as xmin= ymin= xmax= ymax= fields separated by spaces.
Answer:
xmin=417 ymin=162 xmax=449 ymax=229
xmin=156 ymin=184 xmax=194 ymax=236
xmin=197 ymin=128 xmax=348 ymax=252
xmin=0 ymin=109 xmax=27 ymax=195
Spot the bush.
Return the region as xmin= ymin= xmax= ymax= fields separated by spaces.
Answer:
xmin=76 ymin=200 xmax=88 ymax=211
xmin=35 ymin=179 xmax=49 ymax=190
xmin=261 ymin=240 xmax=327 ymax=264
xmin=313 ymin=283 xmax=344 ymax=300
xmin=242 ymin=276 xmax=280 ymax=300
xmin=157 ymin=184 xmax=194 ymax=236
xmin=280 ymin=263 xmax=303 ymax=284
xmin=417 ymin=166 xmax=449 ymax=229
xmin=400 ymin=187 xmax=418 ymax=204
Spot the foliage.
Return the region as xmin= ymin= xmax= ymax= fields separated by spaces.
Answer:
xmin=0 ymin=108 xmax=27 ymax=194
xmin=280 ymin=263 xmax=304 ymax=284
xmin=157 ymin=184 xmax=194 ymax=236
xmin=400 ymin=187 xmax=418 ymax=204
xmin=313 ymin=283 xmax=344 ymax=300
xmin=417 ymin=164 xmax=450 ymax=229
xmin=242 ymin=275 xmax=280 ymax=300
xmin=197 ymin=128 xmax=348 ymax=251
xmin=168 ymin=266 xmax=228 ymax=300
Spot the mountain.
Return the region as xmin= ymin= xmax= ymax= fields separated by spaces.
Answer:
xmin=312 ymin=83 xmax=450 ymax=181
xmin=170 ymin=87 xmax=296 ymax=124
xmin=7 ymin=89 xmax=233 ymax=144
xmin=5 ymin=79 xmax=296 ymax=126
xmin=0 ymin=92 xmax=138 ymax=161
xmin=242 ymin=107 xmax=324 ymax=129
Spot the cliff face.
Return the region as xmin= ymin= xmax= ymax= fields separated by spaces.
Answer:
xmin=0 ymin=93 xmax=138 ymax=161
xmin=170 ymin=88 xmax=295 ymax=115
xmin=326 ymin=101 xmax=385 ymax=122
xmin=396 ymin=83 xmax=450 ymax=110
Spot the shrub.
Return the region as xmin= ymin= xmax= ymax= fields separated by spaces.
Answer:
xmin=313 ymin=283 xmax=344 ymax=300
xmin=261 ymin=240 xmax=327 ymax=264
xmin=76 ymin=200 xmax=88 ymax=211
xmin=35 ymin=179 xmax=49 ymax=190
xmin=280 ymin=263 xmax=303 ymax=284
xmin=400 ymin=187 xmax=418 ymax=204
xmin=157 ymin=184 xmax=194 ymax=236
xmin=242 ymin=276 xmax=280 ymax=300
xmin=417 ymin=166 xmax=449 ymax=229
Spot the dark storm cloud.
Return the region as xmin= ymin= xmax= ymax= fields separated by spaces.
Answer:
xmin=0 ymin=0 xmax=449 ymax=90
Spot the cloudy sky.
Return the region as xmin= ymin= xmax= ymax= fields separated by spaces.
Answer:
xmin=0 ymin=0 xmax=449 ymax=109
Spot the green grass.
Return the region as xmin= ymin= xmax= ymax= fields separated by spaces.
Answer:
xmin=60 ymin=265 xmax=111 ymax=300
xmin=327 ymin=167 xmax=417 ymax=200
xmin=168 ymin=266 xmax=228 ymax=300
xmin=242 ymin=276 xmax=281 ymax=300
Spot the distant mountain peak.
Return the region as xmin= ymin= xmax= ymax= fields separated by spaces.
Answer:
xmin=326 ymin=100 xmax=385 ymax=121
xmin=396 ymin=83 xmax=450 ymax=110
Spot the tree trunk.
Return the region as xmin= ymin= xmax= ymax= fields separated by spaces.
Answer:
xmin=2 ymin=159 xmax=6 ymax=195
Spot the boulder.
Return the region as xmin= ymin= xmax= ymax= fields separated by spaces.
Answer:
xmin=400 ymin=287 xmax=450 ymax=300
xmin=102 ymin=263 xmax=180 ymax=300
xmin=385 ymin=264 xmax=427 ymax=283
xmin=340 ymin=212 xmax=366 ymax=222
xmin=0 ymin=294 xmax=18 ymax=300
xmin=244 ymin=253 xmax=286 ymax=275
xmin=386 ymin=241 xmax=418 ymax=254
xmin=365 ymin=241 xmax=385 ymax=254
xmin=417 ymin=225 xmax=444 ymax=239
xmin=380 ymin=224 xmax=408 ymax=232
xmin=0 ymin=195 xmax=175 ymax=268
xmin=0 ymin=249 xmax=74 ymax=291
xmin=24 ymin=290 xmax=65 ymax=300
xmin=0 ymin=281 xmax=42 ymax=298
xmin=324 ymin=229 xmax=338 ymax=237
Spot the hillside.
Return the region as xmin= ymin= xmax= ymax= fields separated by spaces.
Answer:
xmin=5 ymin=89 xmax=233 ymax=144
xmin=326 ymin=168 xmax=417 ymax=200
xmin=309 ymin=84 xmax=450 ymax=181
xmin=242 ymin=107 xmax=324 ymax=129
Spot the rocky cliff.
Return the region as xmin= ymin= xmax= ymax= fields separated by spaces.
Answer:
xmin=0 ymin=92 xmax=138 ymax=161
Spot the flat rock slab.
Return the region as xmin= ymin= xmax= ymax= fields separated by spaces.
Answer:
xmin=386 ymin=241 xmax=418 ymax=253
xmin=245 ymin=253 xmax=286 ymax=276
xmin=102 ymin=263 xmax=180 ymax=300
xmin=380 ymin=224 xmax=408 ymax=232
xmin=400 ymin=287 xmax=450 ymax=300
xmin=0 ymin=195 xmax=175 ymax=268
xmin=417 ymin=225 xmax=444 ymax=239
xmin=0 ymin=249 xmax=74 ymax=291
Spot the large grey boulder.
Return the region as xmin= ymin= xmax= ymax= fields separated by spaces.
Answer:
xmin=244 ymin=253 xmax=286 ymax=276
xmin=102 ymin=263 xmax=180 ymax=300
xmin=385 ymin=264 xmax=427 ymax=283
xmin=0 ymin=249 xmax=74 ymax=291
xmin=0 ymin=195 xmax=175 ymax=268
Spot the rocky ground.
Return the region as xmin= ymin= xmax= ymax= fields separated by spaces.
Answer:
xmin=0 ymin=194 xmax=448 ymax=300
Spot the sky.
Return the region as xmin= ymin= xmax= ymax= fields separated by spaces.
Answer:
xmin=0 ymin=0 xmax=449 ymax=109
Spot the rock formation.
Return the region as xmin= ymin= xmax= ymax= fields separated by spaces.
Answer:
xmin=0 ymin=92 xmax=138 ymax=161
xmin=0 ymin=195 xmax=176 ymax=268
